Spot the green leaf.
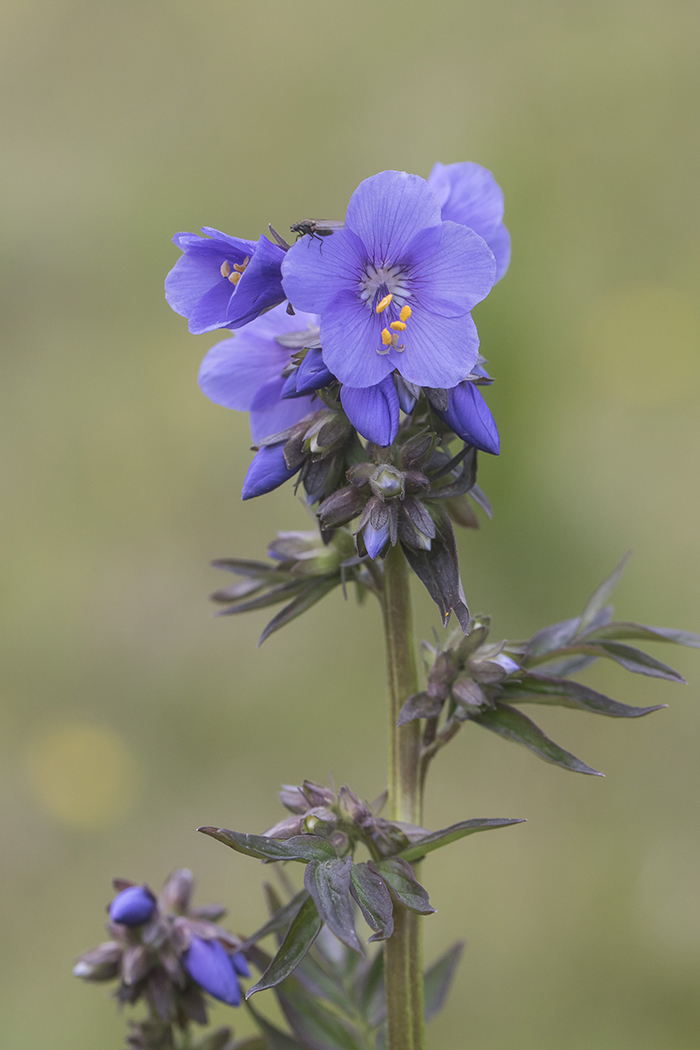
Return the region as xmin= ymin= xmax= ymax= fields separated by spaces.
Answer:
xmin=247 ymin=897 xmax=322 ymax=997
xmin=582 ymin=621 xmax=700 ymax=648
xmin=470 ymin=702 xmax=604 ymax=776
xmin=527 ymin=616 xmax=581 ymax=657
xmin=397 ymin=818 xmax=526 ymax=863
xmin=369 ymin=858 xmax=436 ymax=915
xmin=275 ymin=978 xmax=365 ymax=1050
xmin=500 ymin=673 xmax=665 ymax=718
xmin=242 ymin=891 xmax=309 ymax=948
xmin=424 ymin=942 xmax=464 ymax=1023
xmin=245 ymin=1002 xmax=304 ymax=1050
xmin=525 ymin=641 xmax=685 ymax=683
xmin=212 ymin=558 xmax=286 ymax=578
xmin=350 ymin=863 xmax=394 ymax=941
xmin=198 ymin=827 xmax=336 ymax=863
xmin=304 ymin=856 xmax=360 ymax=953
xmin=575 ymin=553 xmax=630 ymax=636
xmin=258 ymin=577 xmax=340 ymax=646
xmin=231 ymin=1038 xmax=267 ymax=1050
xmin=215 ymin=580 xmax=313 ymax=616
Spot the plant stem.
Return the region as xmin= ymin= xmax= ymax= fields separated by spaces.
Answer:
xmin=382 ymin=543 xmax=425 ymax=1050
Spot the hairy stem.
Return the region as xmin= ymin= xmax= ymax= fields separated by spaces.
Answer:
xmin=382 ymin=543 xmax=425 ymax=1050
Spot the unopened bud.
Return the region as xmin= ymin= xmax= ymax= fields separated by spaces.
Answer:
xmin=468 ymin=652 xmax=519 ymax=684
xmin=159 ymin=869 xmax=194 ymax=915
xmin=123 ymin=944 xmax=153 ymax=986
xmin=451 ymin=675 xmax=487 ymax=709
xmin=337 ymin=785 xmax=371 ymax=824
xmin=302 ymin=780 xmax=336 ymax=807
xmin=304 ymin=806 xmax=337 ymax=834
xmin=370 ymin=464 xmax=404 ymax=500
xmin=317 ymin=485 xmax=366 ymax=528
xmin=427 ymin=650 xmax=458 ymax=700
xmin=73 ymin=941 xmax=122 ymax=981
xmin=279 ymin=784 xmax=308 ymax=813
xmin=109 ymin=885 xmax=157 ymax=927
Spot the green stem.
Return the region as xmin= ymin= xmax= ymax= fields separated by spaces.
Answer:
xmin=382 ymin=543 xmax=425 ymax=1050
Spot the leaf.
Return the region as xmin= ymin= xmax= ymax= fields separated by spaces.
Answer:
xmin=292 ymin=949 xmax=352 ymax=1014
xmin=527 ymin=607 xmax=614 ymax=658
xmin=423 ymin=942 xmax=464 ymax=1023
xmin=468 ymin=483 xmax=492 ymax=519
xmin=245 ymin=1001 xmax=304 ymax=1050
xmin=242 ymin=891 xmax=309 ymax=949
xmin=231 ymin=1038 xmax=267 ymax=1050
xmin=535 ymin=654 xmax=597 ymax=678
xmin=499 ymin=672 xmax=665 ymax=718
xmin=247 ymin=897 xmax=322 ymax=997
xmin=275 ymin=978 xmax=365 ymax=1050
xmin=581 ymin=622 xmax=700 ymax=648
xmin=258 ymin=577 xmax=340 ymax=646
xmin=369 ymin=858 xmax=436 ymax=915
xmin=303 ymin=857 xmax=360 ymax=953
xmin=212 ymin=558 xmax=285 ymax=578
xmin=575 ymin=553 xmax=631 ymax=637
xmin=402 ymin=507 xmax=469 ymax=631
xmin=397 ymin=818 xmax=526 ymax=863
xmin=214 ymin=580 xmax=312 ymax=616
xmin=198 ymin=827 xmax=336 ymax=863
xmin=397 ymin=692 xmax=444 ymax=726
xmin=470 ymin=702 xmax=604 ymax=776
xmin=525 ymin=642 xmax=686 ymax=683
xmin=349 ymin=863 xmax=395 ymax=941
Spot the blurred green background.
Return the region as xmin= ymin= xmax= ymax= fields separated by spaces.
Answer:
xmin=1 ymin=1 xmax=699 ymax=1047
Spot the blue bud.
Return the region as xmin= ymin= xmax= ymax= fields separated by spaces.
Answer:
xmin=439 ymin=381 xmax=500 ymax=455
xmin=109 ymin=886 xmax=156 ymax=927
xmin=295 ymin=348 xmax=335 ymax=394
xmin=231 ymin=952 xmax=251 ymax=978
xmin=363 ymin=520 xmax=390 ymax=560
xmin=184 ymin=937 xmax=242 ymax=1007
xmin=242 ymin=443 xmax=301 ymax=500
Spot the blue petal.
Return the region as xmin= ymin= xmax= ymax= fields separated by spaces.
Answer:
xmin=198 ymin=334 xmax=286 ymax=412
xmin=395 ymin=375 xmax=419 ymax=414
xmin=231 ymin=952 xmax=251 ymax=978
xmin=439 ymin=382 xmax=500 ymax=455
xmin=345 ymin=171 xmax=441 ymax=262
xmin=281 ymin=227 xmax=368 ymax=315
xmin=109 ymin=886 xmax=156 ymax=927
xmin=224 ymin=236 xmax=286 ymax=329
xmin=280 ymin=369 xmax=301 ymax=399
xmin=184 ymin=937 xmax=241 ymax=1007
xmin=428 ymin=163 xmax=504 ymax=240
xmin=317 ymin=289 xmax=396 ymax=388
xmin=188 ymin=280 xmax=237 ymax=334
xmin=296 ymin=348 xmax=335 ymax=393
xmin=249 ymin=378 xmax=316 ymax=443
xmin=362 ymin=521 xmax=390 ymax=560
xmin=242 ymin=444 xmax=301 ymax=500
xmin=486 ymin=222 xmax=511 ymax=282
xmin=166 ymin=230 xmax=257 ymax=320
xmin=395 ymin=310 xmax=481 ymax=390
xmin=341 ymin=374 xmax=399 ymax=446
xmin=411 ymin=221 xmax=496 ymax=317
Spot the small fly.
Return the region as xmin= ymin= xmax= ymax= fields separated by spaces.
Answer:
xmin=290 ymin=219 xmax=345 ymax=244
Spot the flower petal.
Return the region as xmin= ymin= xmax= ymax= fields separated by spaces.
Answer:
xmin=109 ymin=886 xmax=156 ymax=927
xmin=241 ymin=444 xmax=301 ymax=500
xmin=487 ymin=222 xmax=511 ymax=283
xmin=165 ymin=230 xmax=256 ymax=319
xmin=395 ymin=311 xmax=481 ymax=389
xmin=362 ymin=521 xmax=390 ymax=560
xmin=188 ymin=280 xmax=237 ymax=334
xmin=341 ymin=374 xmax=399 ymax=446
xmin=224 ymin=236 xmax=286 ymax=329
xmin=317 ymin=290 xmax=396 ymax=388
xmin=281 ymin=228 xmax=367 ymax=314
xmin=439 ymin=381 xmax=500 ymax=454
xmin=249 ymin=378 xmax=316 ymax=443
xmin=411 ymin=221 xmax=496 ymax=316
xmin=184 ymin=937 xmax=241 ymax=1006
xmin=345 ymin=171 xmax=441 ymax=262
xmin=295 ymin=348 xmax=335 ymax=393
xmin=428 ymin=163 xmax=505 ymax=240
xmin=198 ymin=335 xmax=286 ymax=412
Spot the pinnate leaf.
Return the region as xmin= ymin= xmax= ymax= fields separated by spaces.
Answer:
xmin=275 ymin=978 xmax=365 ymax=1050
xmin=242 ymin=891 xmax=309 ymax=949
xmin=258 ymin=577 xmax=340 ymax=646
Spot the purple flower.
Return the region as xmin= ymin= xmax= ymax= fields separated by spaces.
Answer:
xmin=184 ymin=936 xmax=242 ymax=1007
xmin=281 ymin=170 xmax=496 ymax=391
xmin=438 ymin=380 xmax=500 ymax=455
xmin=108 ymin=886 xmax=156 ymax=927
xmin=340 ymin=373 xmax=400 ymax=447
xmin=198 ymin=304 xmax=320 ymax=444
xmin=428 ymin=162 xmax=511 ymax=282
xmin=165 ymin=228 xmax=286 ymax=334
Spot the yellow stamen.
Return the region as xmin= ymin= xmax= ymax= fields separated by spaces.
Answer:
xmin=232 ymin=260 xmax=248 ymax=273
xmin=220 ymin=260 xmax=231 ymax=277
xmin=376 ymin=293 xmax=393 ymax=314
xmin=399 ymin=304 xmax=412 ymax=322
xmin=380 ymin=328 xmax=392 ymax=346
xmin=229 ymin=272 xmax=242 ymax=285
xmin=390 ymin=321 xmax=406 ymax=331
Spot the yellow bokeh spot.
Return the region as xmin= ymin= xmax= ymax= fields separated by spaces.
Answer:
xmin=27 ymin=723 xmax=139 ymax=829
xmin=585 ymin=285 xmax=700 ymax=405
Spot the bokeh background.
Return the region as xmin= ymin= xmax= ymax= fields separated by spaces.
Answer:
xmin=1 ymin=1 xmax=700 ymax=1047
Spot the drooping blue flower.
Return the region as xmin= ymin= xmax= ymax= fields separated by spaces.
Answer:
xmin=362 ymin=520 xmax=391 ymax=560
xmin=198 ymin=304 xmax=320 ymax=444
xmin=184 ymin=936 xmax=242 ymax=1007
xmin=281 ymin=170 xmax=497 ymax=391
xmin=438 ymin=380 xmax=500 ymax=455
xmin=428 ymin=162 xmax=511 ymax=282
xmin=109 ymin=886 xmax=156 ymax=927
xmin=242 ymin=443 xmax=301 ymax=501
xmin=340 ymin=373 xmax=400 ymax=447
xmin=166 ymin=228 xmax=286 ymax=334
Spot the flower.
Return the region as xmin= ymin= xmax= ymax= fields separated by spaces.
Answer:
xmin=165 ymin=228 xmax=286 ymax=334
xmin=241 ymin=443 xmax=300 ymax=501
xmin=281 ymin=170 xmax=497 ymax=391
xmin=183 ymin=937 xmax=242 ymax=1007
xmin=428 ymin=162 xmax=511 ymax=282
xmin=109 ymin=885 xmax=156 ymax=927
xmin=437 ymin=380 xmax=500 ymax=455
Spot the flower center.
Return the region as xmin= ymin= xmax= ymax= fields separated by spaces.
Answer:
xmin=220 ymin=256 xmax=250 ymax=286
xmin=358 ymin=265 xmax=413 ymax=355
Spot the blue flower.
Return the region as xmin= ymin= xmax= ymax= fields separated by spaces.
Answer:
xmin=281 ymin=170 xmax=497 ymax=391
xmin=362 ymin=520 xmax=391 ymax=560
xmin=166 ymin=228 xmax=286 ymax=334
xmin=340 ymin=373 xmax=400 ymax=447
xmin=183 ymin=937 xmax=242 ymax=1007
xmin=242 ymin=443 xmax=301 ymax=501
xmin=108 ymin=886 xmax=156 ymax=927
xmin=437 ymin=380 xmax=500 ymax=455
xmin=428 ymin=162 xmax=511 ymax=282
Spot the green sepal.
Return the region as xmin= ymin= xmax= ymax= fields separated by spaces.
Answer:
xmin=470 ymin=702 xmax=604 ymax=776
xmin=424 ymin=941 xmax=464 ymax=1022
xmin=499 ymin=672 xmax=665 ymax=717
xmin=197 ymin=827 xmax=337 ymax=863
xmin=397 ymin=817 xmax=526 ymax=863
xmin=246 ymin=896 xmax=322 ymax=997
xmin=369 ymin=857 xmax=436 ymax=914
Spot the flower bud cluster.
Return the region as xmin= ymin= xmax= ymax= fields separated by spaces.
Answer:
xmin=73 ymin=870 xmax=251 ymax=1033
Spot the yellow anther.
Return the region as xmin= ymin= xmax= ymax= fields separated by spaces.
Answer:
xmin=390 ymin=321 xmax=406 ymax=331
xmin=232 ymin=260 xmax=248 ymax=273
xmin=220 ymin=260 xmax=231 ymax=278
xmin=380 ymin=328 xmax=393 ymax=346
xmin=229 ymin=272 xmax=242 ymax=285
xmin=399 ymin=304 xmax=412 ymax=322
xmin=376 ymin=293 xmax=393 ymax=314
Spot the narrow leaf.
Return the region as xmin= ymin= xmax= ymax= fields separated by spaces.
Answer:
xmin=275 ymin=979 xmax=365 ymax=1050
xmin=402 ymin=508 xmax=469 ymax=631
xmin=582 ymin=621 xmax=700 ymax=648
xmin=369 ymin=858 xmax=436 ymax=915
xmin=350 ymin=863 xmax=395 ymax=941
xmin=397 ymin=692 xmax=444 ymax=726
xmin=247 ymin=897 xmax=322 ymax=997
xmin=215 ymin=580 xmax=313 ymax=617
xmin=304 ymin=857 xmax=360 ymax=953
xmin=525 ymin=642 xmax=686 ymax=682
xmin=527 ymin=616 xmax=580 ymax=657
xmin=500 ymin=672 xmax=665 ymax=718
xmin=212 ymin=558 xmax=284 ymax=578
xmin=197 ymin=827 xmax=336 ymax=863
xmin=470 ymin=702 xmax=604 ymax=776
xmin=245 ymin=1001 xmax=304 ymax=1050
xmin=258 ymin=577 xmax=340 ymax=646
xmin=241 ymin=891 xmax=309 ymax=949
xmin=575 ymin=553 xmax=630 ymax=636
xmin=398 ymin=818 xmax=526 ymax=863
xmin=424 ymin=942 xmax=464 ymax=1022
